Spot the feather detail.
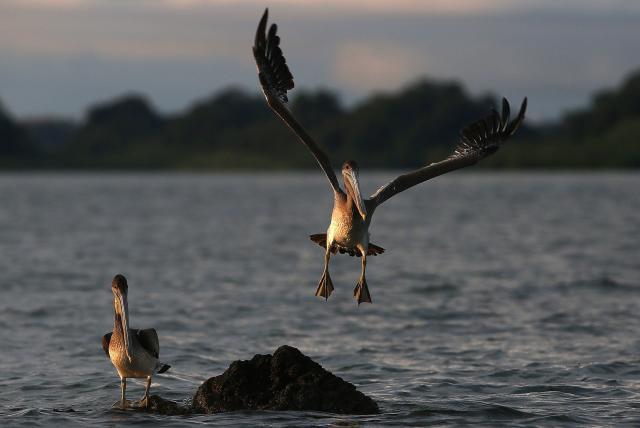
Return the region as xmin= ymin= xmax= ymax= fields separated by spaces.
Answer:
xmin=253 ymin=9 xmax=295 ymax=103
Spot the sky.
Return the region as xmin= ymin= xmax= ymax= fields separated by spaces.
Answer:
xmin=0 ymin=0 xmax=639 ymax=122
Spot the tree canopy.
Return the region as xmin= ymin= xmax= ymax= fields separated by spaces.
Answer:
xmin=2 ymin=69 xmax=639 ymax=169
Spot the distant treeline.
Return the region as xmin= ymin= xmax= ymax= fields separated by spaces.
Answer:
xmin=2 ymin=68 xmax=639 ymax=169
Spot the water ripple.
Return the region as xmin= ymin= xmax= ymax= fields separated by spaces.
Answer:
xmin=0 ymin=173 xmax=639 ymax=426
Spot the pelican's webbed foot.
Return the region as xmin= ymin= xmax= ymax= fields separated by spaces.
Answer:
xmin=136 ymin=396 xmax=150 ymax=409
xmin=112 ymin=399 xmax=132 ymax=410
xmin=353 ymin=277 xmax=372 ymax=304
xmin=315 ymin=270 xmax=334 ymax=300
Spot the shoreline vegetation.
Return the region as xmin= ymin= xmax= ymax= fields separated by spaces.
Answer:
xmin=1 ymin=69 xmax=639 ymax=170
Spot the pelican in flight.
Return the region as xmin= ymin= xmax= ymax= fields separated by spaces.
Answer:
xmin=102 ymin=274 xmax=170 ymax=409
xmin=253 ymin=9 xmax=527 ymax=304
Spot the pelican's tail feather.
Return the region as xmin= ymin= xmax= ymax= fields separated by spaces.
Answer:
xmin=156 ymin=363 xmax=171 ymax=374
xmin=310 ymin=233 xmax=337 ymax=254
xmin=310 ymin=233 xmax=385 ymax=257
xmin=367 ymin=243 xmax=385 ymax=256
xmin=310 ymin=233 xmax=327 ymax=247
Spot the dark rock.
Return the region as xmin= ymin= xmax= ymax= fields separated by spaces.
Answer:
xmin=146 ymin=395 xmax=192 ymax=415
xmin=192 ymin=345 xmax=379 ymax=414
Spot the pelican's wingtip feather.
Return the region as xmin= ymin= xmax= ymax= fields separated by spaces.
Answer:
xmin=454 ymin=96 xmax=527 ymax=160
xmin=252 ymin=9 xmax=295 ymax=104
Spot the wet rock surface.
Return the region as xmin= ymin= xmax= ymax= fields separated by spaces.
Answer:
xmin=192 ymin=345 xmax=379 ymax=414
xmin=146 ymin=395 xmax=192 ymax=415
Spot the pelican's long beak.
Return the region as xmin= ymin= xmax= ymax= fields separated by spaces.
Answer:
xmin=346 ymin=170 xmax=367 ymax=221
xmin=115 ymin=290 xmax=132 ymax=362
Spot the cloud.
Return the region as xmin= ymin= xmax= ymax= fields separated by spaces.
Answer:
xmin=156 ymin=0 xmax=513 ymax=15
xmin=8 ymin=0 xmax=85 ymax=7
xmin=17 ymin=0 xmax=639 ymax=16
xmin=0 ymin=35 xmax=241 ymax=61
xmin=332 ymin=41 xmax=427 ymax=93
xmin=0 ymin=0 xmax=638 ymax=119
xmin=0 ymin=1 xmax=249 ymax=61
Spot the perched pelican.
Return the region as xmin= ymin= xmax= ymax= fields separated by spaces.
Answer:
xmin=102 ymin=274 xmax=170 ymax=409
xmin=253 ymin=9 xmax=527 ymax=304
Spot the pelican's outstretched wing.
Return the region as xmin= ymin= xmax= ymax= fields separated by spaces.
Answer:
xmin=369 ymin=98 xmax=527 ymax=208
xmin=253 ymin=9 xmax=342 ymax=194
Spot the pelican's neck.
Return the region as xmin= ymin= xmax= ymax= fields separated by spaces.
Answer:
xmin=113 ymin=299 xmax=130 ymax=347
xmin=344 ymin=191 xmax=358 ymax=213
xmin=342 ymin=179 xmax=364 ymax=219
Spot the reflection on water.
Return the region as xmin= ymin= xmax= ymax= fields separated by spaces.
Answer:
xmin=0 ymin=172 xmax=639 ymax=426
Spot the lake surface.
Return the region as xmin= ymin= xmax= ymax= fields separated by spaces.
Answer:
xmin=0 ymin=172 xmax=639 ymax=426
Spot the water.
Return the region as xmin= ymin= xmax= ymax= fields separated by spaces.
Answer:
xmin=0 ymin=172 xmax=639 ymax=426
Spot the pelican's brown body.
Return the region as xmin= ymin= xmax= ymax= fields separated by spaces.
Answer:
xmin=310 ymin=192 xmax=384 ymax=258
xmin=328 ymin=192 xmax=371 ymax=251
xmin=253 ymin=9 xmax=527 ymax=304
xmin=106 ymin=316 xmax=163 ymax=379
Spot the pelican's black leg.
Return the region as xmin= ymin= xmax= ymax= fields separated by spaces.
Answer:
xmin=315 ymin=248 xmax=334 ymax=300
xmin=112 ymin=377 xmax=128 ymax=409
xmin=354 ymin=251 xmax=372 ymax=304
xmin=139 ymin=376 xmax=152 ymax=409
